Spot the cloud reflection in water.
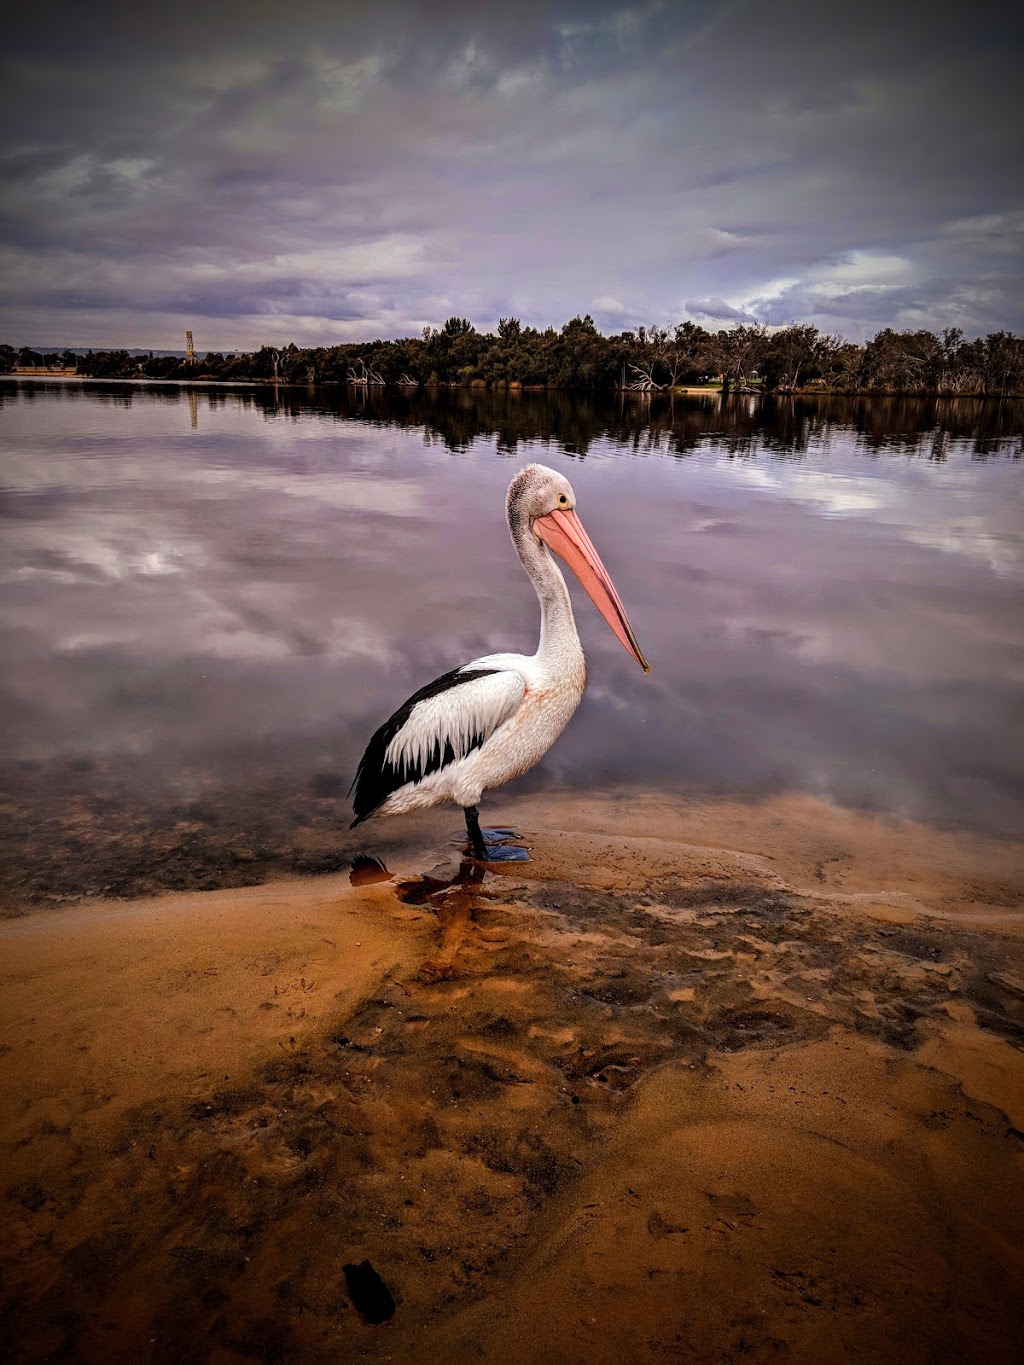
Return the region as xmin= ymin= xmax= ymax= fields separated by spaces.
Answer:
xmin=0 ymin=383 xmax=1021 ymax=837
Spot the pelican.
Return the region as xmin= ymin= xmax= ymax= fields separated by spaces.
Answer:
xmin=350 ymin=463 xmax=650 ymax=857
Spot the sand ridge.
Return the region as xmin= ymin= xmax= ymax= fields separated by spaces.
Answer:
xmin=1 ymin=790 xmax=1022 ymax=1362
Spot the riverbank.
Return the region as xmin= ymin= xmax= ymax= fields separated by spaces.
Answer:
xmin=2 ymin=790 xmax=1022 ymax=1362
xmin=0 ymin=374 xmax=264 ymax=388
xmin=4 ymin=373 xmax=1024 ymax=398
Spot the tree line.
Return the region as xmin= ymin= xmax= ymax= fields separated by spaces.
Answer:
xmin=4 ymin=316 xmax=1024 ymax=395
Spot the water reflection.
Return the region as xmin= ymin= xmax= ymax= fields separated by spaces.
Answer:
xmin=3 ymin=378 xmax=1022 ymax=460
xmin=349 ymin=854 xmax=392 ymax=887
xmin=0 ymin=381 xmax=1022 ymax=901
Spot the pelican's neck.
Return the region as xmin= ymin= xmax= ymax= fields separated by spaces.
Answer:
xmin=510 ymin=509 xmax=585 ymax=678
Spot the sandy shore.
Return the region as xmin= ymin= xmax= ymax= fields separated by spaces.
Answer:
xmin=2 ymin=790 xmax=1023 ymax=1363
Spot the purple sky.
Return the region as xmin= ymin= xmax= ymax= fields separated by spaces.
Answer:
xmin=2 ymin=0 xmax=1022 ymax=349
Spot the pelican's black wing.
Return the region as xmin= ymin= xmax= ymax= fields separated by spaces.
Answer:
xmin=349 ymin=666 xmax=524 ymax=825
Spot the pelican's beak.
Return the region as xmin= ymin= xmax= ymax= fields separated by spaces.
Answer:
xmin=534 ymin=507 xmax=651 ymax=672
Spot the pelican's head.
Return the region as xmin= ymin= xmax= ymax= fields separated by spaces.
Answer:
xmin=507 ymin=463 xmax=650 ymax=673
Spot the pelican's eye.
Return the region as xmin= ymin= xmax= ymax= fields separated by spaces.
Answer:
xmin=558 ymin=493 xmax=569 ymax=506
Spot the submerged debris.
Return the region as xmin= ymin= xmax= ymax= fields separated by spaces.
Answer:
xmin=343 ymin=1258 xmax=396 ymax=1324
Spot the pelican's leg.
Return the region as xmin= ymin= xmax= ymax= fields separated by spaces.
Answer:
xmin=462 ymin=806 xmax=529 ymax=862
xmin=464 ymin=805 xmax=488 ymax=860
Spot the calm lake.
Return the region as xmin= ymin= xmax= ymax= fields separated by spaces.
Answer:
xmin=1 ymin=381 xmax=1022 ymax=901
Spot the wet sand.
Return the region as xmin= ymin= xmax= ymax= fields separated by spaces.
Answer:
xmin=2 ymin=790 xmax=1023 ymax=1363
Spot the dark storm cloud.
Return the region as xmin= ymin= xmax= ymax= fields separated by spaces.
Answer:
xmin=1 ymin=0 xmax=1021 ymax=346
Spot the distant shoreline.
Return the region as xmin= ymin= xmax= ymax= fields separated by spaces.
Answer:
xmin=0 ymin=374 xmax=264 ymax=388
xmin=3 ymin=375 xmax=1023 ymax=399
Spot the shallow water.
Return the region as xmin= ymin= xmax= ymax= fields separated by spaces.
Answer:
xmin=1 ymin=380 xmax=1022 ymax=898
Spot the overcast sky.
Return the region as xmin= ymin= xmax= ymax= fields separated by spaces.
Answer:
xmin=2 ymin=0 xmax=1022 ymax=349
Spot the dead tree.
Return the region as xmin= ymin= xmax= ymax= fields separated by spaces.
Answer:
xmin=620 ymin=362 xmax=664 ymax=393
xmin=347 ymin=359 xmax=386 ymax=386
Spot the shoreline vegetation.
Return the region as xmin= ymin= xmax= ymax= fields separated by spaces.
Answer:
xmin=5 ymin=315 xmax=1024 ymax=396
